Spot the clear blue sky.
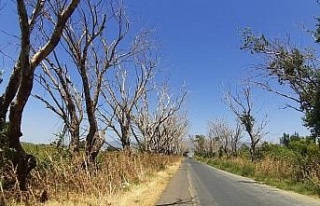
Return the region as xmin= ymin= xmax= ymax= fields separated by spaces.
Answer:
xmin=1 ymin=0 xmax=319 ymax=143
xmin=125 ymin=0 xmax=319 ymax=141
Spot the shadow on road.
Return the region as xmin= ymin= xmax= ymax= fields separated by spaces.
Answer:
xmin=155 ymin=198 xmax=194 ymax=205
xmin=238 ymin=180 xmax=257 ymax=184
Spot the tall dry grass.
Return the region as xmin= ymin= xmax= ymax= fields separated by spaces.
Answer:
xmin=1 ymin=149 xmax=181 ymax=205
xmin=202 ymin=155 xmax=320 ymax=196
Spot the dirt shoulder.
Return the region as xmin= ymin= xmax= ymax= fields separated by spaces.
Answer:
xmin=108 ymin=161 xmax=181 ymax=206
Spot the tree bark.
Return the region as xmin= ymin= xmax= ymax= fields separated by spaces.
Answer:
xmin=69 ymin=123 xmax=80 ymax=153
xmin=7 ymin=69 xmax=36 ymax=191
xmin=85 ymin=131 xmax=105 ymax=164
xmin=1 ymin=0 xmax=80 ymax=191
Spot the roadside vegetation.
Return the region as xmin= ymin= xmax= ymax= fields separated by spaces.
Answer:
xmin=0 ymin=1 xmax=187 ymax=205
xmin=190 ymin=1 xmax=320 ymax=198
xmin=192 ymin=1 xmax=320 ymax=197
xmin=1 ymin=142 xmax=181 ymax=205
xmin=3 ymin=0 xmax=320 ymax=204
xmin=191 ymin=5 xmax=320 ymax=197
xmin=195 ymin=132 xmax=320 ymax=196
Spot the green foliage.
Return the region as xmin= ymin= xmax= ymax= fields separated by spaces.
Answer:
xmin=199 ymin=131 xmax=320 ymax=196
xmin=315 ymin=17 xmax=320 ymax=43
xmin=0 ymin=122 xmax=25 ymax=191
xmin=303 ymin=77 xmax=320 ymax=138
xmin=241 ymin=24 xmax=320 ymax=138
xmin=0 ymin=123 xmax=8 ymax=167
xmin=280 ymin=132 xmax=301 ymax=147
xmin=260 ymin=142 xmax=295 ymax=161
xmin=192 ymin=134 xmax=206 ymax=155
xmin=106 ymin=145 xmax=121 ymax=152
xmin=239 ymin=112 xmax=254 ymax=133
xmin=22 ymin=142 xmax=73 ymax=172
xmin=240 ymin=164 xmax=255 ymax=177
xmin=0 ymin=123 xmax=16 ymax=167
xmin=238 ymin=143 xmax=250 ymax=158
xmin=240 ymin=28 xmax=269 ymax=53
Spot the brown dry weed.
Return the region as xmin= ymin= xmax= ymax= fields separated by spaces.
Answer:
xmin=1 ymin=151 xmax=181 ymax=205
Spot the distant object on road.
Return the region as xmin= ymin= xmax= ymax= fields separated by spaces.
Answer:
xmin=183 ymin=150 xmax=194 ymax=158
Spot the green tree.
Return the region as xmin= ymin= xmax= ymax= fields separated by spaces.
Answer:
xmin=280 ymin=132 xmax=302 ymax=147
xmin=280 ymin=133 xmax=290 ymax=147
xmin=192 ymin=135 xmax=206 ymax=155
xmin=241 ymin=27 xmax=320 ymax=143
xmin=304 ymin=80 xmax=320 ymax=141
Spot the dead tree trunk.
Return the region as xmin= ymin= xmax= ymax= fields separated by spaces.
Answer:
xmin=0 ymin=0 xmax=80 ymax=190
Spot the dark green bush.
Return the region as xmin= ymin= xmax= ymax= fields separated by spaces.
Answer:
xmin=240 ymin=164 xmax=255 ymax=177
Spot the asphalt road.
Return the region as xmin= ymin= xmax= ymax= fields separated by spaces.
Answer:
xmin=156 ymin=158 xmax=320 ymax=206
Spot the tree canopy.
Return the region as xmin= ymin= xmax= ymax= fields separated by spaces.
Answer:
xmin=241 ymin=27 xmax=320 ymax=140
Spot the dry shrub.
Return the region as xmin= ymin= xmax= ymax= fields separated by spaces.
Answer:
xmin=0 ymin=150 xmax=180 ymax=205
xmin=211 ymin=156 xmax=298 ymax=181
xmin=208 ymin=153 xmax=320 ymax=196
xmin=254 ymin=156 xmax=293 ymax=180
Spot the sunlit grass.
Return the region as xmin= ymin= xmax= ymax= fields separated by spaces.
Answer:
xmin=199 ymin=156 xmax=320 ymax=197
xmin=1 ymin=143 xmax=181 ymax=205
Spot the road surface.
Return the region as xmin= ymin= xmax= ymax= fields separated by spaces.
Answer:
xmin=156 ymin=158 xmax=320 ymax=206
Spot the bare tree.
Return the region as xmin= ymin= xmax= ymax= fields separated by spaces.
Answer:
xmin=231 ymin=122 xmax=242 ymax=156
xmin=0 ymin=0 xmax=80 ymax=190
xmin=98 ymin=52 xmax=156 ymax=150
xmin=133 ymin=83 xmax=188 ymax=153
xmin=157 ymin=112 xmax=189 ymax=154
xmin=224 ymin=83 xmax=267 ymax=161
xmin=207 ymin=119 xmax=242 ymax=157
xmin=34 ymin=52 xmax=83 ymax=153
xmin=208 ymin=118 xmax=232 ymax=155
xmin=61 ymin=0 xmax=110 ymax=163
xmin=191 ymin=134 xmax=218 ymax=157
xmin=33 ymin=0 xmax=148 ymax=162
xmin=33 ymin=0 xmax=108 ymax=161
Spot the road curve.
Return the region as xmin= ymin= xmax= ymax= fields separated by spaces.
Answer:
xmin=156 ymin=158 xmax=320 ymax=206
